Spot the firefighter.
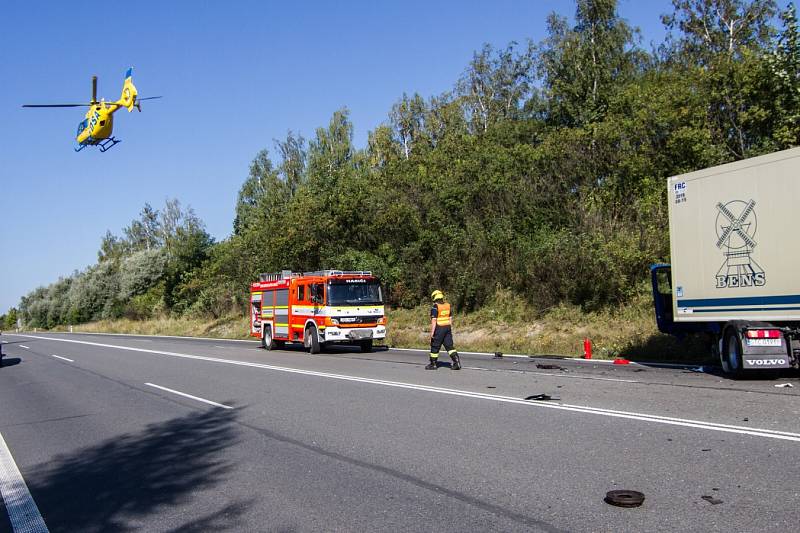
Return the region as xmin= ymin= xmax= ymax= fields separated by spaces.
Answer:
xmin=427 ymin=290 xmax=461 ymax=370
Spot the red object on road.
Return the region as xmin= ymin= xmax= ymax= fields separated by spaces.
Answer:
xmin=613 ymin=358 xmax=631 ymax=365
xmin=583 ymin=338 xmax=592 ymax=359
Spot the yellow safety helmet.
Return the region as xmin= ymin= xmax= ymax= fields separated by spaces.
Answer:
xmin=431 ymin=289 xmax=444 ymax=301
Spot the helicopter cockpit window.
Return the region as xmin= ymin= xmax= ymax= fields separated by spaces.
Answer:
xmin=76 ymin=119 xmax=88 ymax=136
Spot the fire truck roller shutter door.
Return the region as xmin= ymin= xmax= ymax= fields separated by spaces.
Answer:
xmin=250 ymin=292 xmax=262 ymax=335
xmin=261 ymin=289 xmax=275 ymax=321
xmin=275 ymin=289 xmax=290 ymax=337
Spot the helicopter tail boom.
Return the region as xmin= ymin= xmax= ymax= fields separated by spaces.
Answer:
xmin=116 ymin=67 xmax=138 ymax=112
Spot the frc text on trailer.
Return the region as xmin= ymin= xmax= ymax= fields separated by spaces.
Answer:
xmin=250 ymin=270 xmax=387 ymax=353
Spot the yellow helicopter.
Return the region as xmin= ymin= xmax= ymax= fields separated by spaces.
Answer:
xmin=23 ymin=68 xmax=161 ymax=152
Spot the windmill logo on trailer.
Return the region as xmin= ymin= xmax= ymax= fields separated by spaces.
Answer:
xmin=715 ymin=199 xmax=766 ymax=289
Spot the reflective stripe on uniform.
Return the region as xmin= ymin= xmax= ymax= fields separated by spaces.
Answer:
xmin=435 ymin=303 xmax=452 ymax=326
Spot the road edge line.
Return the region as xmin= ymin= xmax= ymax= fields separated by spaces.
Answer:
xmin=0 ymin=432 xmax=49 ymax=533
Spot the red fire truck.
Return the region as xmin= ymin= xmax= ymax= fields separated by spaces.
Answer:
xmin=249 ymin=270 xmax=386 ymax=353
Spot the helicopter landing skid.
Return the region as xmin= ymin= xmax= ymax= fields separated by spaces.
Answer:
xmin=97 ymin=137 xmax=121 ymax=152
xmin=75 ymin=137 xmax=121 ymax=153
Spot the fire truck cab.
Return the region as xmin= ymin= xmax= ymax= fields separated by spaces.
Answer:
xmin=250 ymin=270 xmax=386 ymax=353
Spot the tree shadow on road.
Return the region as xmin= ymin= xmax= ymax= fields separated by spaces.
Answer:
xmin=27 ymin=407 xmax=248 ymax=532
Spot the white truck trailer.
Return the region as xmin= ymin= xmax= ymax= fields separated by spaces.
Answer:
xmin=651 ymin=147 xmax=800 ymax=374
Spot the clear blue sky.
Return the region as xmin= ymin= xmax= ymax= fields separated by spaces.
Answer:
xmin=0 ymin=0 xmax=675 ymax=313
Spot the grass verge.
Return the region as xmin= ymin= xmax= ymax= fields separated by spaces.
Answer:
xmin=59 ymin=315 xmax=251 ymax=340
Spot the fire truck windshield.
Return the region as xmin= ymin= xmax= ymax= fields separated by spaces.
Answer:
xmin=327 ymin=280 xmax=383 ymax=306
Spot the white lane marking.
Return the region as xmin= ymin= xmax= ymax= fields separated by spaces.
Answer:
xmin=0 ymin=432 xmax=49 ymax=533
xmin=145 ymin=383 xmax=233 ymax=410
xmin=18 ymin=332 xmax=695 ymax=367
xmin=50 ymin=355 xmax=74 ymax=363
xmin=10 ymin=334 xmax=800 ymax=442
xmin=55 ymin=331 xmax=256 ymax=343
xmin=18 ymin=346 xmax=29 ymax=350
xmin=393 ymin=346 xmax=534 ymax=359
xmin=392 ymin=347 xmax=699 ymax=369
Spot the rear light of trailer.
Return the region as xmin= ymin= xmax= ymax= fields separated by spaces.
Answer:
xmin=744 ymin=329 xmax=782 ymax=339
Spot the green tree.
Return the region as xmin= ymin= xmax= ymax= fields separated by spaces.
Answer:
xmin=662 ymin=0 xmax=778 ymax=157
xmin=766 ymin=2 xmax=800 ymax=146
xmin=539 ymin=0 xmax=642 ymax=127
xmin=4 ymin=308 xmax=18 ymax=329
xmin=457 ymin=42 xmax=535 ymax=133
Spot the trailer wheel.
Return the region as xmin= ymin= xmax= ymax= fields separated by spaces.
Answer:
xmin=724 ymin=328 xmax=744 ymax=376
xmin=359 ymin=339 xmax=373 ymax=353
xmin=305 ymin=325 xmax=321 ymax=354
xmin=261 ymin=326 xmax=277 ymax=351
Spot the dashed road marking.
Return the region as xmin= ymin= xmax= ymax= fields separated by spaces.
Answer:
xmin=50 ymin=355 xmax=74 ymax=363
xmin=145 ymin=383 xmax=233 ymax=410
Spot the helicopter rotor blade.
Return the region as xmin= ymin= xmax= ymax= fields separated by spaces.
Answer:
xmin=22 ymin=104 xmax=91 ymax=108
xmin=136 ymin=96 xmax=163 ymax=101
xmin=92 ymin=75 xmax=97 ymax=104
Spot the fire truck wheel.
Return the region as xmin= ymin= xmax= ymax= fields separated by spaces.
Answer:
xmin=359 ymin=339 xmax=373 ymax=353
xmin=261 ymin=326 xmax=277 ymax=350
xmin=305 ymin=325 xmax=321 ymax=354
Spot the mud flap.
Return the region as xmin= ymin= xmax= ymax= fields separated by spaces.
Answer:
xmin=742 ymin=355 xmax=791 ymax=369
xmin=741 ymin=336 xmax=791 ymax=369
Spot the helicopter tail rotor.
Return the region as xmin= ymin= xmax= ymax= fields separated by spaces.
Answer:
xmin=117 ymin=67 xmax=138 ymax=112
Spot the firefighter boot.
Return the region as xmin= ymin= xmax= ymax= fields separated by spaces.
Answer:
xmin=449 ymin=351 xmax=461 ymax=370
xmin=425 ymin=356 xmax=438 ymax=370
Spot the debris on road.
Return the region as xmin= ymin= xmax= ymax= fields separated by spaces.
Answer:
xmin=604 ymin=490 xmax=645 ymax=508
xmin=525 ymin=394 xmax=560 ymax=401
xmin=701 ymin=495 xmax=723 ymax=505
xmin=493 ymin=352 xmax=503 ymax=359
xmin=613 ymin=358 xmax=631 ymax=365
xmin=536 ymin=363 xmax=563 ymax=370
xmin=774 ymin=383 xmax=794 ymax=388
xmin=701 ymin=448 xmax=711 ymax=452
xmin=486 ymin=386 xmax=496 ymax=389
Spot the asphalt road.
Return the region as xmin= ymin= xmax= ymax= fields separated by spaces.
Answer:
xmin=0 ymin=332 xmax=799 ymax=532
